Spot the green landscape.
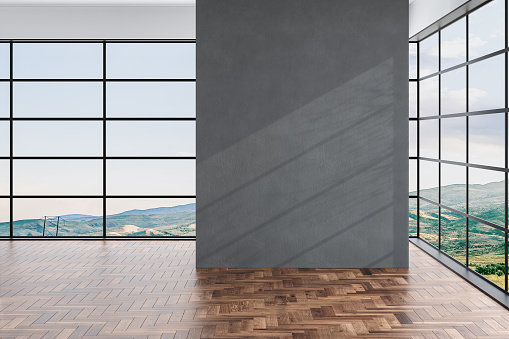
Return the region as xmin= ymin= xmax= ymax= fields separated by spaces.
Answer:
xmin=0 ymin=203 xmax=196 ymax=237
xmin=410 ymin=181 xmax=506 ymax=287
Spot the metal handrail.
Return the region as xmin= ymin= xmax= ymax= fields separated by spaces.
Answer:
xmin=42 ymin=216 xmax=63 ymax=237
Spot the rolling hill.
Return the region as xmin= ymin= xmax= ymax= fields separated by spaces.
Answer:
xmin=409 ymin=180 xmax=506 ymax=287
xmin=0 ymin=203 xmax=196 ymax=237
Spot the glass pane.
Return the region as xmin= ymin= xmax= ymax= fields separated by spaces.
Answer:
xmin=0 ymin=160 xmax=9 ymax=196
xmin=440 ymin=211 xmax=466 ymax=264
xmin=106 ymin=43 xmax=195 ymax=79
xmin=13 ymin=160 xmax=102 ymax=195
xmin=441 ymin=68 xmax=466 ymax=115
xmin=106 ymin=121 xmax=195 ymax=157
xmin=420 ymin=160 xmax=439 ymax=202
xmin=0 ymin=43 xmax=9 ymax=79
xmin=106 ymin=82 xmax=195 ymax=118
xmin=409 ymin=198 xmax=417 ymax=236
xmin=441 ymin=17 xmax=467 ymax=70
xmin=469 ymin=220 xmax=505 ymax=288
xmin=106 ymin=160 xmax=195 ymax=195
xmin=14 ymin=121 xmax=102 ymax=156
xmin=420 ymin=76 xmax=439 ymax=117
xmin=420 ymin=33 xmax=439 ymax=77
xmin=469 ymin=0 xmax=505 ymax=59
xmin=409 ymin=121 xmax=417 ymax=157
xmin=441 ymin=163 xmax=466 ymax=212
xmin=13 ymin=82 xmax=103 ymax=118
xmin=13 ymin=198 xmax=103 ymax=236
xmin=0 ymin=121 xmax=9 ymax=156
xmin=469 ymin=168 xmax=505 ymax=227
xmin=441 ymin=117 xmax=466 ymax=163
xmin=13 ymin=43 xmax=103 ymax=79
xmin=419 ymin=200 xmax=439 ymax=247
xmin=409 ymin=43 xmax=417 ymax=79
xmin=409 ymin=82 xmax=417 ymax=117
xmin=469 ymin=113 xmax=505 ymax=168
xmin=0 ymin=82 xmax=9 ymax=117
xmin=469 ymin=54 xmax=505 ymax=111
xmin=420 ymin=119 xmax=439 ymax=159
xmin=409 ymin=159 xmax=417 ymax=195
xmin=106 ymin=198 xmax=195 ymax=237
xmin=0 ymin=199 xmax=8 ymax=236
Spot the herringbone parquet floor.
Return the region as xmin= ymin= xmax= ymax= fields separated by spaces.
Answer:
xmin=1 ymin=241 xmax=509 ymax=338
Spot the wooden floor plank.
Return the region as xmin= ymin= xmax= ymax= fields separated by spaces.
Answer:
xmin=0 ymin=241 xmax=508 ymax=338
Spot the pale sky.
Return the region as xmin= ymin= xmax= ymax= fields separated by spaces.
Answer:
xmin=409 ymin=82 xmax=417 ymax=117
xmin=419 ymin=32 xmax=439 ymax=78
xmin=0 ymin=83 xmax=8 ymax=117
xmin=11 ymin=42 xmax=195 ymax=79
xmin=468 ymin=0 xmax=505 ymax=59
xmin=417 ymin=0 xmax=507 ymax=195
xmin=0 ymin=43 xmax=8 ymax=79
xmin=0 ymin=42 xmax=196 ymax=222
xmin=440 ymin=117 xmax=466 ymax=163
xmin=441 ymin=67 xmax=466 ymax=115
xmin=409 ymin=121 xmax=417 ymax=157
xmin=419 ymin=0 xmax=505 ymax=76
xmin=440 ymin=17 xmax=466 ymax=70
xmin=420 ymin=160 xmax=438 ymax=196
xmin=420 ymin=119 xmax=439 ymax=159
xmin=441 ymin=163 xmax=466 ymax=188
xmin=409 ymin=44 xmax=417 ymax=79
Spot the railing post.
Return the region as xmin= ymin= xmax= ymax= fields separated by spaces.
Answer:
xmin=42 ymin=216 xmax=47 ymax=236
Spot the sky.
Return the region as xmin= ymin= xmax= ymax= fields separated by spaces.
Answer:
xmin=409 ymin=82 xmax=417 ymax=117
xmin=0 ymin=42 xmax=196 ymax=222
xmin=416 ymin=0 xmax=507 ymax=193
xmin=8 ymin=120 xmax=195 ymax=156
xmin=409 ymin=44 xmax=417 ymax=79
xmin=10 ymin=43 xmax=196 ymax=79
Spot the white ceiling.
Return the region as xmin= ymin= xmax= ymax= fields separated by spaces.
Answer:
xmin=0 ymin=0 xmax=415 ymax=6
xmin=0 ymin=0 xmax=195 ymax=5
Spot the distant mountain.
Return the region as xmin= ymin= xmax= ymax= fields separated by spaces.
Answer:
xmin=58 ymin=203 xmax=197 ymax=221
xmin=0 ymin=203 xmax=197 ymax=237
xmin=58 ymin=214 xmax=100 ymax=221
xmin=411 ymin=180 xmax=505 ymax=210
xmin=110 ymin=203 xmax=196 ymax=217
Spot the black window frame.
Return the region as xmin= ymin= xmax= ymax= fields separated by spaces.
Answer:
xmin=0 ymin=39 xmax=196 ymax=240
xmin=410 ymin=0 xmax=509 ymax=297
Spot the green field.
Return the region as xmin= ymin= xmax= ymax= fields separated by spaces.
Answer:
xmin=410 ymin=181 xmax=506 ymax=287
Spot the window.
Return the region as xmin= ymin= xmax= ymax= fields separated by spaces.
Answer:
xmin=411 ymin=0 xmax=509 ymax=291
xmin=1 ymin=40 xmax=196 ymax=238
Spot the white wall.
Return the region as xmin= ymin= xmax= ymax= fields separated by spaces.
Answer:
xmin=0 ymin=6 xmax=195 ymax=39
xmin=409 ymin=0 xmax=469 ymax=37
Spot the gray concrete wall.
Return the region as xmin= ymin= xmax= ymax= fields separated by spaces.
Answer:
xmin=196 ymin=0 xmax=409 ymax=268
